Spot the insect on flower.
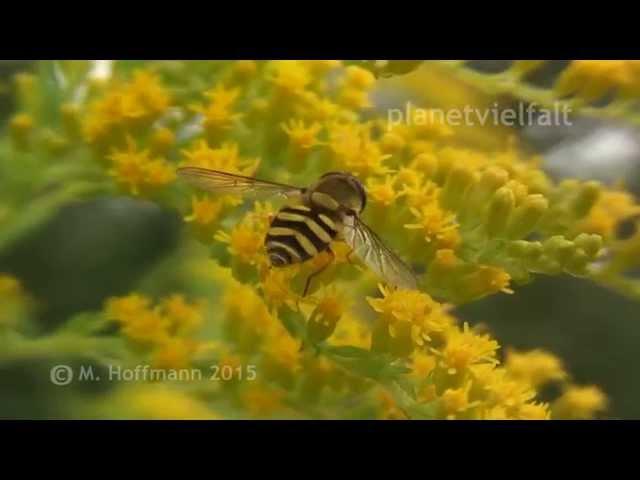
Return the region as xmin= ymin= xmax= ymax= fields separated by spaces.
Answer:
xmin=177 ymin=167 xmax=418 ymax=295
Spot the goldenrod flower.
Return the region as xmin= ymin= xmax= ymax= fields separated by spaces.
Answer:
xmin=108 ymin=136 xmax=175 ymax=196
xmin=440 ymin=382 xmax=480 ymax=419
xmin=270 ymin=61 xmax=311 ymax=97
xmin=405 ymin=203 xmax=459 ymax=248
xmin=307 ymin=288 xmax=348 ymax=343
xmin=281 ymin=118 xmax=323 ymax=151
xmin=181 ymin=140 xmax=258 ymax=175
xmin=9 ymin=112 xmax=33 ymax=150
xmin=160 ymin=294 xmax=204 ymax=335
xmin=152 ymin=337 xmax=198 ymax=370
xmin=184 ymin=195 xmax=224 ymax=227
xmin=106 ymin=385 xmax=218 ymax=420
xmin=505 ymin=349 xmax=567 ymax=389
xmin=367 ymin=284 xmax=449 ymax=350
xmin=104 ymin=293 xmax=152 ymax=326
xmin=367 ymin=176 xmax=402 ymax=207
xmin=83 ymin=70 xmax=170 ymax=146
xmin=552 ymin=385 xmax=608 ymax=419
xmin=436 ymin=323 xmax=499 ymax=375
xmin=192 ymin=84 xmax=242 ymax=137
xmin=241 ymin=383 xmax=285 ymax=418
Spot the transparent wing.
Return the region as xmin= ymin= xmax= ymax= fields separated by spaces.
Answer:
xmin=177 ymin=167 xmax=304 ymax=199
xmin=343 ymin=214 xmax=418 ymax=290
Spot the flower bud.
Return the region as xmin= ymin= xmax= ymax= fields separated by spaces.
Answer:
xmin=505 ymin=194 xmax=549 ymax=239
xmin=9 ymin=113 xmax=33 ymax=150
xmin=380 ymin=132 xmax=406 ymax=154
xmin=150 ymin=127 xmax=175 ymax=156
xmin=477 ymin=167 xmax=509 ymax=201
xmin=564 ymin=248 xmax=591 ymax=276
xmin=440 ymin=167 xmax=475 ymax=212
xmin=571 ymin=181 xmax=601 ymax=219
xmin=459 ymin=167 xmax=509 ymax=223
xmin=543 ymin=236 xmax=575 ymax=266
xmin=485 ymin=186 xmax=515 ymax=238
xmin=412 ymin=153 xmax=438 ymax=179
xmin=573 ymin=233 xmax=603 ymax=258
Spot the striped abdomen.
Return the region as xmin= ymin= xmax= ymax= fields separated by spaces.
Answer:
xmin=265 ymin=204 xmax=339 ymax=267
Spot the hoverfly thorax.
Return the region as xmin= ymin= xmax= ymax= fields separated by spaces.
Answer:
xmin=308 ymin=172 xmax=367 ymax=215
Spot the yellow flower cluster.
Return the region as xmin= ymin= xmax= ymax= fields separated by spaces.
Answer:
xmin=83 ymin=71 xmax=171 ymax=148
xmin=104 ymin=292 xmax=205 ymax=369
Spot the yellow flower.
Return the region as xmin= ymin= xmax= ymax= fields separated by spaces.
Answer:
xmin=127 ymin=70 xmax=172 ymax=116
xmin=436 ymin=323 xmax=499 ymax=375
xmin=149 ymin=127 xmax=175 ymax=155
xmin=9 ymin=112 xmax=33 ymax=149
xmin=505 ymin=348 xmax=567 ymax=388
xmin=327 ymin=121 xmax=391 ymax=177
xmin=270 ymin=61 xmax=311 ymax=96
xmin=367 ymin=176 xmax=401 ymax=207
xmin=307 ymin=287 xmax=348 ymax=343
xmin=281 ymin=119 xmax=323 ymax=151
xmin=456 ymin=265 xmax=514 ymax=300
xmin=181 ymin=140 xmax=258 ymax=175
xmin=108 ymin=385 xmax=217 ymax=420
xmin=479 ymin=369 xmax=537 ymax=416
xmin=556 ymin=60 xmax=640 ymax=100
xmin=83 ymin=70 xmax=170 ymax=146
xmin=104 ymin=293 xmax=152 ymax=325
xmin=216 ymin=201 xmax=273 ymax=266
xmin=405 ymin=203 xmax=460 ymax=248
xmin=160 ymin=294 xmax=204 ymax=334
xmin=328 ymin=312 xmax=371 ymax=349
xmin=192 ymin=84 xmax=241 ymax=136
xmin=216 ymin=224 xmax=265 ymax=266
xmin=299 ymin=60 xmax=342 ymax=76
xmin=337 ymin=87 xmax=372 ymax=110
xmin=552 ymin=385 xmax=608 ymax=419
xmin=440 ymin=382 xmax=479 ymax=419
xmin=184 ymin=195 xmax=224 ymax=227
xmin=343 ymin=66 xmax=377 ymax=90
xmin=410 ymin=351 xmax=437 ymax=380
xmin=517 ymin=402 xmax=551 ymax=420
xmin=259 ymin=267 xmax=300 ymax=311
xmin=222 ymin=280 xmax=280 ymax=352
xmin=577 ymin=189 xmax=640 ymax=239
xmin=367 ymin=284 xmax=449 ymax=348
xmin=152 ymin=338 xmax=198 ymax=370
xmin=108 ymin=136 xmax=175 ymax=196
xmin=241 ymin=383 xmax=285 ymax=418
xmin=120 ymin=309 xmax=170 ymax=346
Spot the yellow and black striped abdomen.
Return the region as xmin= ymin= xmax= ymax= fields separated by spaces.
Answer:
xmin=265 ymin=205 xmax=339 ymax=267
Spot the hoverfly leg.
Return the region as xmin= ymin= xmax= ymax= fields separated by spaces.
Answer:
xmin=302 ymin=249 xmax=335 ymax=297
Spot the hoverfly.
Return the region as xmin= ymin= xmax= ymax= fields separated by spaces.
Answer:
xmin=177 ymin=167 xmax=418 ymax=295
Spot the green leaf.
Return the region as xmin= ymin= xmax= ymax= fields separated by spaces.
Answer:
xmin=278 ymin=306 xmax=306 ymax=339
xmin=322 ymin=345 xmax=372 ymax=359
